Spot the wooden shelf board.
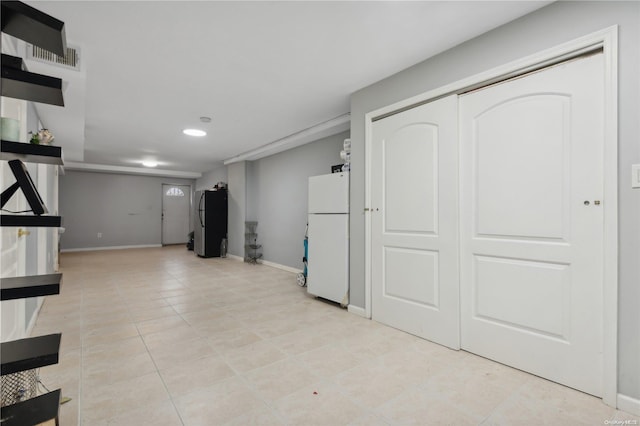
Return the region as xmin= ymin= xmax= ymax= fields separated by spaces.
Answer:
xmin=0 ymin=215 xmax=61 ymax=227
xmin=1 ymin=273 xmax=62 ymax=301
xmin=0 ymin=389 xmax=60 ymax=426
xmin=1 ymin=333 xmax=61 ymax=375
xmin=1 ymin=61 xmax=64 ymax=106
xmin=1 ymin=1 xmax=66 ymax=56
xmin=1 ymin=140 xmax=63 ymax=165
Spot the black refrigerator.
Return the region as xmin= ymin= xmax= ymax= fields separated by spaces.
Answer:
xmin=194 ymin=189 xmax=227 ymax=257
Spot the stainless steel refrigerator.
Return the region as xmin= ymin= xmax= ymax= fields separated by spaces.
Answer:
xmin=194 ymin=189 xmax=228 ymax=258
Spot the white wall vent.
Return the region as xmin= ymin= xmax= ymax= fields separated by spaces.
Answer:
xmin=27 ymin=44 xmax=80 ymax=71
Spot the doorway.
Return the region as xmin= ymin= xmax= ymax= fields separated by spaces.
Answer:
xmin=162 ymin=184 xmax=191 ymax=245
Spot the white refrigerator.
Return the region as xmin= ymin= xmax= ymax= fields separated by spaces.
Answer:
xmin=307 ymin=172 xmax=349 ymax=305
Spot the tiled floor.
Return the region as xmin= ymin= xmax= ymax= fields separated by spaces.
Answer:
xmin=31 ymin=246 xmax=638 ymax=426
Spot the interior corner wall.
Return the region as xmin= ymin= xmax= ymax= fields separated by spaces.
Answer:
xmin=59 ymin=171 xmax=195 ymax=250
xmin=349 ymin=1 xmax=639 ymax=399
xmin=227 ymin=161 xmax=247 ymax=257
xmin=196 ymin=165 xmax=228 ymax=190
xmin=249 ymin=131 xmax=346 ymax=269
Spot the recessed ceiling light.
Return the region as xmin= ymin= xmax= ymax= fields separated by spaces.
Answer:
xmin=142 ymin=161 xmax=158 ymax=167
xmin=183 ymin=128 xmax=206 ymax=137
xmin=200 ymin=116 xmax=212 ymax=123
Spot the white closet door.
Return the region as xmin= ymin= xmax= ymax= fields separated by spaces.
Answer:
xmin=371 ymin=95 xmax=459 ymax=349
xmin=459 ymin=53 xmax=604 ymax=396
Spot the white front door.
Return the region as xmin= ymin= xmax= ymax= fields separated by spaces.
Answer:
xmin=1 ymin=97 xmax=28 ymax=342
xmin=1 ymin=162 xmax=28 ymax=342
xmin=162 ymin=184 xmax=191 ymax=245
xmin=459 ymin=53 xmax=604 ymax=396
xmin=371 ymin=95 xmax=460 ymax=349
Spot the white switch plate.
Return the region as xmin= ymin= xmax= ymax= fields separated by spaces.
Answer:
xmin=633 ymin=164 xmax=640 ymax=189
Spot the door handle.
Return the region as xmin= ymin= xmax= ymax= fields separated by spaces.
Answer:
xmin=17 ymin=228 xmax=31 ymax=238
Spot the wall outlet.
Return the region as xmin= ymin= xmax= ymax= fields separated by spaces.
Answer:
xmin=632 ymin=164 xmax=640 ymax=189
xmin=97 ymin=232 xmax=102 ymax=238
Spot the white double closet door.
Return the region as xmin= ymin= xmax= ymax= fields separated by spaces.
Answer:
xmin=371 ymin=53 xmax=604 ymax=396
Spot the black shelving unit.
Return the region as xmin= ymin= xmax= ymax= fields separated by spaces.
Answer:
xmin=1 ymin=54 xmax=64 ymax=106
xmin=0 ymin=388 xmax=61 ymax=426
xmin=1 ymin=3 xmax=68 ymax=423
xmin=1 ymin=1 xmax=66 ymax=56
xmin=1 ymin=334 xmax=61 ymax=376
xmin=0 ymin=215 xmax=62 ymax=227
xmin=1 ymin=273 xmax=62 ymax=301
xmin=1 ymin=140 xmax=63 ymax=165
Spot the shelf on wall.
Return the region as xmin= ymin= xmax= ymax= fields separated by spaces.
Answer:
xmin=0 ymin=215 xmax=61 ymax=227
xmin=1 ymin=1 xmax=66 ymax=56
xmin=1 ymin=333 xmax=61 ymax=375
xmin=1 ymin=54 xmax=64 ymax=107
xmin=1 ymin=273 xmax=62 ymax=301
xmin=1 ymin=140 xmax=63 ymax=165
xmin=0 ymin=388 xmax=60 ymax=426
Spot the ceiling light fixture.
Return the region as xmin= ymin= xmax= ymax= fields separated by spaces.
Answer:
xmin=142 ymin=161 xmax=158 ymax=167
xmin=183 ymin=128 xmax=206 ymax=137
xmin=200 ymin=116 xmax=211 ymax=123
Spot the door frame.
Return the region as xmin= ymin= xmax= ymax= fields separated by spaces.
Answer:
xmin=363 ymin=26 xmax=618 ymax=406
xmin=161 ymin=183 xmax=193 ymax=245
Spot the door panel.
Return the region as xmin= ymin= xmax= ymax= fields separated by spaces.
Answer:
xmin=1 ymin=97 xmax=28 ymax=342
xmin=1 ymin=160 xmax=27 ymax=342
xmin=384 ymin=123 xmax=438 ymax=234
xmin=473 ymin=255 xmax=570 ymax=340
xmin=162 ymin=184 xmax=191 ymax=245
xmin=371 ymin=95 xmax=459 ymax=349
xmin=474 ymin=95 xmax=570 ymax=241
xmin=460 ymin=54 xmax=604 ymax=396
xmin=384 ymin=247 xmax=439 ymax=308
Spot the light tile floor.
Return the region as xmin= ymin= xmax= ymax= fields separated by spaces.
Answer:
xmin=30 ymin=246 xmax=639 ymax=426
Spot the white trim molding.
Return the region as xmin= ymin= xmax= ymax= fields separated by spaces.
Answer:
xmin=347 ymin=304 xmax=368 ymax=318
xmin=225 ymin=255 xmax=302 ymax=275
xmin=224 ymin=113 xmax=350 ymax=164
xmin=364 ymin=26 xmax=618 ymax=406
xmin=61 ymin=244 xmax=162 ymax=253
xmin=617 ymin=394 xmax=640 ymax=417
xmin=260 ymin=259 xmax=302 ymax=274
xmin=64 ymin=162 xmax=202 ymax=179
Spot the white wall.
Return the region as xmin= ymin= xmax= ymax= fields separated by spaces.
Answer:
xmin=196 ymin=165 xmax=227 ymax=190
xmin=349 ymin=1 xmax=639 ymax=400
xmin=227 ymin=161 xmax=247 ymax=257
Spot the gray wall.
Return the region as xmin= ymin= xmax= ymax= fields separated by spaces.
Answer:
xmin=349 ymin=1 xmax=639 ymax=399
xmin=59 ymin=171 xmax=194 ymax=250
xmin=249 ymin=131 xmax=346 ymax=269
xmin=227 ymin=161 xmax=247 ymax=257
xmin=196 ymin=165 xmax=227 ymax=191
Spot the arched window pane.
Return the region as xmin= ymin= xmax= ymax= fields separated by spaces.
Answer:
xmin=166 ymin=187 xmax=185 ymax=197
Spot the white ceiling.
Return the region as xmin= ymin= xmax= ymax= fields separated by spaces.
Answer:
xmin=19 ymin=1 xmax=550 ymax=177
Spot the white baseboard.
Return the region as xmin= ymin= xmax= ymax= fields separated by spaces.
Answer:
xmin=260 ymin=259 xmax=302 ymax=274
xmin=225 ymin=254 xmax=302 ymax=274
xmin=61 ymin=244 xmax=162 ymax=253
xmin=617 ymin=394 xmax=640 ymax=416
xmin=348 ymin=304 xmax=369 ymax=318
